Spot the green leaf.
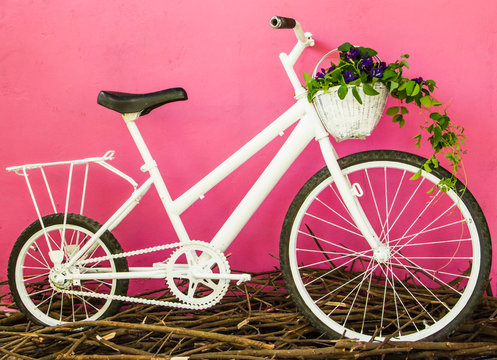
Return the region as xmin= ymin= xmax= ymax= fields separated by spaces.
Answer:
xmin=352 ymin=86 xmax=363 ymax=104
xmin=411 ymin=83 xmax=420 ymax=97
xmin=392 ymin=114 xmax=405 ymax=127
xmin=430 ymin=112 xmax=443 ymax=121
xmin=414 ymin=134 xmax=422 ymax=148
xmin=420 ymin=96 xmax=432 ymax=107
xmin=338 ymin=85 xmax=348 ymax=100
xmin=401 ymin=53 xmax=410 ymax=58
xmin=398 ymin=81 xmax=408 ymax=91
xmin=423 ymin=162 xmax=432 ymax=173
xmin=303 ymin=72 xmax=312 ymax=86
xmin=389 ymin=81 xmax=399 ymax=93
xmin=400 ymin=59 xmax=410 ymax=69
xmin=400 ymin=106 xmax=408 ymax=114
xmin=363 ymin=83 xmax=379 ymax=96
xmin=410 ymin=170 xmax=422 ymax=181
xmin=382 ymin=69 xmax=397 ymax=81
xmin=359 ymin=46 xmax=378 ymax=57
xmin=405 ymin=81 xmax=415 ymax=96
xmin=338 ymin=42 xmax=353 ymax=52
xmin=386 ymin=106 xmax=400 ymax=116
xmin=432 ymin=126 xmax=442 ymax=147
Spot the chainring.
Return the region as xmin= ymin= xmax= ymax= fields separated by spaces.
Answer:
xmin=165 ymin=241 xmax=230 ymax=307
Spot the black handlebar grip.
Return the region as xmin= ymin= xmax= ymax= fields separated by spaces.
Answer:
xmin=270 ymin=16 xmax=297 ymax=29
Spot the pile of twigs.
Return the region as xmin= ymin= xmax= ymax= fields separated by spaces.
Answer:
xmin=1 ymin=270 xmax=497 ymax=360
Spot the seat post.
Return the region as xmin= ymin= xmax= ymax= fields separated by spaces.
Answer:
xmin=122 ymin=112 xmax=155 ymax=167
xmin=121 ymin=112 xmax=192 ymax=243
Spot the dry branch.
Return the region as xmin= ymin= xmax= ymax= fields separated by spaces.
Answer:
xmin=1 ymin=269 xmax=496 ymax=359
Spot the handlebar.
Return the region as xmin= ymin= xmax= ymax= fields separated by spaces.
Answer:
xmin=269 ymin=16 xmax=296 ymax=29
xmin=269 ymin=16 xmax=314 ymax=97
xmin=269 ymin=16 xmax=313 ymax=46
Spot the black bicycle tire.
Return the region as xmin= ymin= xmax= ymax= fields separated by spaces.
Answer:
xmin=280 ymin=150 xmax=491 ymax=341
xmin=8 ymin=213 xmax=129 ymax=326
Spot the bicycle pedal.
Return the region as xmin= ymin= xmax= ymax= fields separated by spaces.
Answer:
xmin=235 ymin=274 xmax=251 ymax=285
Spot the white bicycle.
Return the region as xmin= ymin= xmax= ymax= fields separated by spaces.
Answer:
xmin=6 ymin=17 xmax=491 ymax=342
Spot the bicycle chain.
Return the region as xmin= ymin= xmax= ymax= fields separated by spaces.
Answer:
xmin=59 ymin=286 xmax=215 ymax=310
xmin=75 ymin=241 xmax=184 ymax=265
xmin=62 ymin=240 xmax=228 ymax=310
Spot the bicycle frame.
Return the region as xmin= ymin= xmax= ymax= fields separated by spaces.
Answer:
xmin=10 ymin=22 xmax=383 ymax=281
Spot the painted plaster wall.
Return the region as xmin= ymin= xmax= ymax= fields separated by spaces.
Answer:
xmin=1 ymin=0 xmax=496 ymax=292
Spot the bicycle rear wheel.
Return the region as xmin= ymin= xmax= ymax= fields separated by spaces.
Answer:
xmin=8 ymin=213 xmax=129 ymax=326
xmin=280 ymin=150 xmax=491 ymax=341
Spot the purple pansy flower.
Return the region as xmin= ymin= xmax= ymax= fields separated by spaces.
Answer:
xmin=370 ymin=67 xmax=383 ymax=78
xmin=412 ymin=77 xmax=424 ymax=84
xmin=344 ymin=71 xmax=358 ymax=83
xmin=359 ymin=57 xmax=374 ymax=71
xmin=346 ymin=47 xmax=361 ymax=61
xmin=315 ymin=72 xmax=325 ymax=80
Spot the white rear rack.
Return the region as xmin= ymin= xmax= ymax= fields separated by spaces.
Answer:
xmin=6 ymin=151 xmax=138 ymax=241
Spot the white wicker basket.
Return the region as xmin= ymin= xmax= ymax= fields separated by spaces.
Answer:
xmin=313 ymin=83 xmax=388 ymax=142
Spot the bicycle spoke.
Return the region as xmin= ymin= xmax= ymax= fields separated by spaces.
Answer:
xmin=94 ymin=279 xmax=114 ymax=289
xmin=391 ymin=202 xmax=458 ymax=258
xmin=390 ymin=237 xmax=471 ymax=249
xmin=299 ymin=248 xmax=373 ymax=278
xmin=360 ymin=264 xmax=375 ymax=334
xmin=328 ymin=183 xmax=353 ymax=219
xmin=59 ymin=294 xmax=64 ymax=323
xmin=383 ymin=178 xmax=428 ymax=241
xmin=29 ymin=287 xmax=54 ymax=298
xmin=388 ymin=220 xmax=467 ymax=247
xmin=315 ymin=197 xmax=358 ymax=230
xmin=298 ymin=230 xmax=372 ymax=256
xmin=388 ymin=269 xmax=437 ymax=323
xmin=305 ymin=212 xmax=363 ymax=237
xmin=74 ymin=293 xmax=91 ymax=319
xmin=341 ymin=258 xmax=375 ymax=331
xmin=26 ymin=249 xmax=50 ymax=269
xmin=34 ymin=291 xmax=56 ymax=309
xmin=46 ymin=293 xmax=55 ymax=317
xmin=297 ymin=246 xmax=373 ymax=259
xmin=75 ymin=291 xmax=101 ymax=312
xmin=22 ymin=265 xmax=50 ymax=271
xmin=392 ymin=254 xmax=465 ymax=295
xmin=24 ymin=272 xmax=50 ymax=282
xmin=315 ymin=265 xmax=378 ymax=304
xmin=365 ymin=169 xmax=385 ymax=237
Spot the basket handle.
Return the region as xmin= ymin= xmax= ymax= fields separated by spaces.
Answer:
xmin=312 ymin=49 xmax=339 ymax=78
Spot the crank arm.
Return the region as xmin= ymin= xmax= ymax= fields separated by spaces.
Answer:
xmin=171 ymin=270 xmax=251 ymax=285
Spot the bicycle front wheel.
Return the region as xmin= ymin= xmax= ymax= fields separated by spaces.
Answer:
xmin=8 ymin=213 xmax=129 ymax=326
xmin=280 ymin=150 xmax=491 ymax=341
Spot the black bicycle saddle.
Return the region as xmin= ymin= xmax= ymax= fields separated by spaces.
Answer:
xmin=97 ymin=87 xmax=188 ymax=116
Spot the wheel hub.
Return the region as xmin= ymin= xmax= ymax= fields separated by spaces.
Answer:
xmin=49 ymin=265 xmax=80 ymax=290
xmin=373 ymin=243 xmax=391 ymax=263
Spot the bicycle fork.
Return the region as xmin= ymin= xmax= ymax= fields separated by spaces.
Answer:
xmin=317 ymin=135 xmax=389 ymax=262
xmin=302 ymin=97 xmax=387 ymax=262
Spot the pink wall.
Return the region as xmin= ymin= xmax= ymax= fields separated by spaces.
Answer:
xmin=1 ymin=1 xmax=497 ymax=292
